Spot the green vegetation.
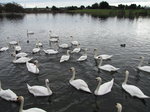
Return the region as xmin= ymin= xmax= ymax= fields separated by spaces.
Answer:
xmin=68 ymin=9 xmax=150 ymax=17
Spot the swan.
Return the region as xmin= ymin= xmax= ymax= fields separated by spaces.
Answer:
xmin=70 ymin=36 xmax=79 ymax=46
xmin=122 ymin=70 xmax=149 ymax=98
xmin=18 ymin=96 xmax=46 ymax=112
xmin=9 ymin=41 xmax=18 ymax=45
xmin=14 ymin=45 xmax=21 ymax=52
xmin=0 ymin=47 xmax=9 ymax=52
xmin=13 ymin=52 xmax=28 ymax=58
xmin=94 ymin=48 xmax=112 ymax=60
xmin=69 ymin=67 xmax=91 ymax=93
xmin=13 ymin=57 xmax=32 ymax=64
xmin=32 ymin=45 xmax=40 ymax=53
xmin=0 ymin=81 xmax=18 ymax=101
xmin=35 ymin=39 xmax=43 ymax=47
xmin=49 ymin=30 xmax=59 ymax=38
xmin=43 ymin=43 xmax=58 ymax=55
xmin=71 ymin=44 xmax=81 ymax=53
xmin=27 ymin=30 xmax=34 ymax=35
xmin=138 ymin=56 xmax=150 ymax=73
xmin=97 ymin=56 xmax=119 ymax=72
xmin=77 ymin=49 xmax=87 ymax=61
xmin=94 ymin=77 xmax=114 ymax=95
xmin=60 ymin=50 xmax=70 ymax=63
xmin=116 ymin=103 xmax=122 ymax=112
xmin=26 ymin=60 xmax=39 ymax=74
xmin=49 ymin=38 xmax=59 ymax=42
xmin=59 ymin=43 xmax=69 ymax=49
xmin=27 ymin=79 xmax=52 ymax=96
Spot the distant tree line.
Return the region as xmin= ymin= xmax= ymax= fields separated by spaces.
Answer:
xmin=0 ymin=2 xmax=24 ymax=13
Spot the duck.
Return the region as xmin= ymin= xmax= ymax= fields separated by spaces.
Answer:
xmin=137 ymin=56 xmax=150 ymax=73
xmin=13 ymin=57 xmax=32 ymax=64
xmin=70 ymin=36 xmax=79 ymax=46
xmin=116 ymin=103 xmax=122 ymax=112
xmin=94 ymin=48 xmax=112 ymax=60
xmin=71 ymin=44 xmax=81 ymax=53
xmin=120 ymin=44 xmax=126 ymax=47
xmin=0 ymin=81 xmax=18 ymax=101
xmin=18 ymin=96 xmax=46 ymax=112
xmin=69 ymin=67 xmax=91 ymax=93
xmin=94 ymin=77 xmax=114 ymax=95
xmin=0 ymin=46 xmax=9 ymax=52
xmin=122 ymin=70 xmax=149 ymax=98
xmin=97 ymin=56 xmax=119 ymax=72
xmin=60 ymin=50 xmax=70 ymax=63
xmin=26 ymin=60 xmax=39 ymax=74
xmin=77 ymin=48 xmax=88 ymax=61
xmin=27 ymin=79 xmax=52 ymax=96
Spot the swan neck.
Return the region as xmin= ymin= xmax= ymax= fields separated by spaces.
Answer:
xmin=19 ymin=97 xmax=24 ymax=112
xmin=117 ymin=107 xmax=122 ymax=112
xmin=0 ymin=81 xmax=1 ymax=91
xmin=45 ymin=81 xmax=52 ymax=94
xmin=138 ymin=58 xmax=144 ymax=67
xmin=123 ymin=73 xmax=129 ymax=84
xmin=95 ymin=79 xmax=102 ymax=94
xmin=67 ymin=51 xmax=70 ymax=55
xmin=98 ymin=58 xmax=103 ymax=67
xmin=70 ymin=70 xmax=76 ymax=82
xmin=94 ymin=50 xmax=98 ymax=57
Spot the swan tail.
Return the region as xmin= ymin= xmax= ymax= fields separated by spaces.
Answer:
xmin=27 ymin=83 xmax=31 ymax=89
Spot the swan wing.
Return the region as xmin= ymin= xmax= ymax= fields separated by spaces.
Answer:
xmin=0 ymin=47 xmax=9 ymax=51
xmin=60 ymin=55 xmax=70 ymax=63
xmin=26 ymin=62 xmax=39 ymax=74
xmin=70 ymin=79 xmax=91 ymax=93
xmin=96 ymin=79 xmax=114 ymax=95
xmin=122 ymin=84 xmax=149 ymax=98
xmin=77 ymin=55 xmax=87 ymax=61
xmin=0 ymin=89 xmax=17 ymax=101
xmin=13 ymin=57 xmax=32 ymax=63
xmin=24 ymin=108 xmax=46 ymax=112
xmin=100 ymin=54 xmax=113 ymax=60
xmin=100 ymin=64 xmax=119 ymax=72
xmin=16 ymin=52 xmax=27 ymax=57
xmin=33 ymin=48 xmax=40 ymax=53
xmin=71 ymin=41 xmax=79 ymax=45
xmin=138 ymin=66 xmax=150 ymax=73
xmin=72 ymin=48 xmax=80 ymax=53
xmin=27 ymin=84 xmax=49 ymax=96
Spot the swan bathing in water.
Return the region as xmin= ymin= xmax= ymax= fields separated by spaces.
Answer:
xmin=77 ymin=48 xmax=88 ymax=61
xmin=26 ymin=60 xmax=39 ymax=74
xmin=60 ymin=50 xmax=70 ymax=63
xmin=138 ymin=56 xmax=150 ymax=73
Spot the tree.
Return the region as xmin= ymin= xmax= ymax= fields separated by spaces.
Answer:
xmin=51 ymin=6 xmax=59 ymax=11
xmin=0 ymin=4 xmax=4 ymax=13
xmin=46 ymin=6 xmax=49 ymax=9
xmin=129 ymin=4 xmax=137 ymax=9
xmin=91 ymin=3 xmax=99 ymax=9
xmin=99 ymin=1 xmax=110 ymax=9
xmin=80 ymin=5 xmax=85 ymax=9
xmin=118 ymin=4 xmax=125 ymax=9
xmin=86 ymin=5 xmax=91 ymax=9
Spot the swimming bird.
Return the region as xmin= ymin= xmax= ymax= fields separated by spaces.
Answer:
xmin=59 ymin=43 xmax=69 ymax=49
xmin=122 ymin=70 xmax=149 ymax=98
xmin=97 ymin=56 xmax=119 ymax=72
xmin=27 ymin=30 xmax=34 ymax=35
xmin=35 ymin=39 xmax=43 ymax=47
xmin=32 ymin=42 xmax=40 ymax=54
xmin=71 ymin=44 xmax=81 ymax=53
xmin=0 ymin=47 xmax=9 ymax=52
xmin=43 ymin=43 xmax=58 ymax=55
xmin=60 ymin=50 xmax=70 ymax=63
xmin=94 ymin=48 xmax=112 ymax=60
xmin=69 ymin=67 xmax=91 ymax=93
xmin=12 ymin=51 xmax=28 ymax=58
xmin=77 ymin=48 xmax=88 ymax=61
xmin=26 ymin=60 xmax=39 ymax=74
xmin=70 ymin=36 xmax=79 ymax=46
xmin=9 ymin=41 xmax=18 ymax=45
xmin=49 ymin=30 xmax=59 ymax=38
xmin=0 ymin=81 xmax=18 ymax=101
xmin=13 ymin=57 xmax=32 ymax=64
xmin=18 ymin=96 xmax=46 ymax=112
xmin=94 ymin=77 xmax=114 ymax=95
xmin=27 ymin=79 xmax=52 ymax=96
xmin=120 ymin=44 xmax=126 ymax=47
xmin=116 ymin=103 xmax=122 ymax=112
xmin=138 ymin=56 xmax=150 ymax=73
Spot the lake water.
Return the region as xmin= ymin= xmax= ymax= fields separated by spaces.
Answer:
xmin=0 ymin=13 xmax=150 ymax=112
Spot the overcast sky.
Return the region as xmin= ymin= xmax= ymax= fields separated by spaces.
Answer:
xmin=0 ymin=0 xmax=150 ymax=8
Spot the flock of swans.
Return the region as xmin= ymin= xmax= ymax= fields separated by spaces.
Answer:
xmin=0 ymin=31 xmax=150 ymax=112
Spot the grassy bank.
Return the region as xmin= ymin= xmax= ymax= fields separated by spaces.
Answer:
xmin=69 ymin=9 xmax=150 ymax=17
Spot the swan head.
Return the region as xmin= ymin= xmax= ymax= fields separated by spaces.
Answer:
xmin=45 ymin=79 xmax=49 ymax=83
xmin=17 ymin=96 xmax=24 ymax=102
xmin=116 ymin=103 xmax=122 ymax=112
xmin=69 ymin=67 xmax=75 ymax=72
xmin=97 ymin=56 xmax=102 ymax=60
xmin=96 ymin=77 xmax=102 ymax=81
xmin=34 ymin=60 xmax=38 ymax=64
xmin=94 ymin=48 xmax=97 ymax=51
xmin=125 ymin=70 xmax=129 ymax=75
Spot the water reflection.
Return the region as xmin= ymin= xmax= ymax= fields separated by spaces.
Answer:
xmin=0 ymin=14 xmax=25 ymax=20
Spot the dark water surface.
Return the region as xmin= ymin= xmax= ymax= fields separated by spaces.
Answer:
xmin=0 ymin=13 xmax=150 ymax=112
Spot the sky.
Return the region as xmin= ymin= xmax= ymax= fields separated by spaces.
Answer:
xmin=0 ymin=0 xmax=150 ymax=8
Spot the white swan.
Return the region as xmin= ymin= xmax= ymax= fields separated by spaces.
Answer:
xmin=27 ymin=30 xmax=34 ymax=35
xmin=97 ymin=56 xmax=119 ymax=72
xmin=94 ymin=77 xmax=114 ymax=95
xmin=122 ymin=70 xmax=149 ymax=98
xmin=69 ymin=67 xmax=91 ymax=93
xmin=49 ymin=38 xmax=59 ymax=42
xmin=94 ymin=48 xmax=112 ymax=60
xmin=0 ymin=81 xmax=18 ymax=101
xmin=27 ymin=79 xmax=52 ymax=96
xmin=59 ymin=43 xmax=69 ymax=49
xmin=70 ymin=36 xmax=79 ymax=46
xmin=35 ymin=39 xmax=43 ymax=47
xmin=43 ymin=49 xmax=58 ymax=54
xmin=49 ymin=30 xmax=59 ymax=38
xmin=77 ymin=49 xmax=87 ymax=61
xmin=60 ymin=50 xmax=70 ymax=63
xmin=14 ymin=52 xmax=28 ymax=58
xmin=14 ymin=45 xmax=21 ymax=52
xmin=9 ymin=41 xmax=18 ymax=45
xmin=26 ymin=60 xmax=39 ymax=74
xmin=116 ymin=103 xmax=122 ymax=112
xmin=0 ymin=47 xmax=9 ymax=52
xmin=138 ymin=56 xmax=150 ymax=73
xmin=18 ymin=96 xmax=46 ymax=112
xmin=71 ymin=44 xmax=81 ymax=53
xmin=13 ymin=57 xmax=32 ymax=64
